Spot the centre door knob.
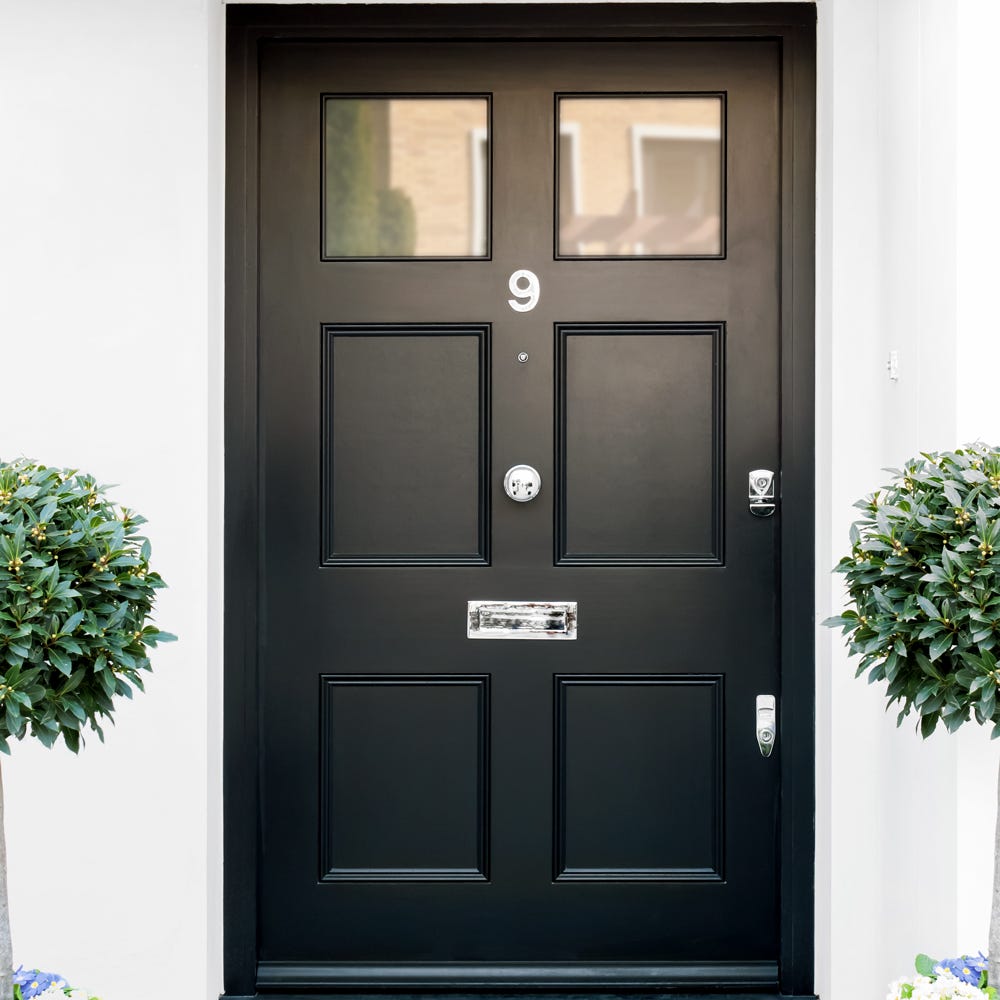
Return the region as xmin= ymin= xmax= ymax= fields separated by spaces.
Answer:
xmin=503 ymin=465 xmax=541 ymax=502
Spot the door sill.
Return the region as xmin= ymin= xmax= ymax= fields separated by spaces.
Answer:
xmin=223 ymin=993 xmax=818 ymax=1000
xmin=255 ymin=963 xmax=781 ymax=991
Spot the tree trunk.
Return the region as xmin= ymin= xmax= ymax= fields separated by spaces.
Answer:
xmin=0 ymin=760 xmax=12 ymax=1000
xmin=992 ymin=756 xmax=1000 ymax=990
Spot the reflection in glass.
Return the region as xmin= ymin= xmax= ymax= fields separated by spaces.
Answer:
xmin=324 ymin=97 xmax=489 ymax=258
xmin=558 ymin=97 xmax=723 ymax=257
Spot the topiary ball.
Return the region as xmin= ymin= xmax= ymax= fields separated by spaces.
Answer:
xmin=825 ymin=445 xmax=1000 ymax=739
xmin=0 ymin=458 xmax=175 ymax=752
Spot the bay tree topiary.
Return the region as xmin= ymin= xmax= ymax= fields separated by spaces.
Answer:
xmin=0 ymin=458 xmax=174 ymax=999
xmin=824 ymin=444 xmax=1000 ymax=988
xmin=324 ymin=99 xmax=379 ymax=257
xmin=376 ymin=187 xmax=417 ymax=257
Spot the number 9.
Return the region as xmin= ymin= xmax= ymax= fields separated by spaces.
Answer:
xmin=508 ymin=269 xmax=540 ymax=313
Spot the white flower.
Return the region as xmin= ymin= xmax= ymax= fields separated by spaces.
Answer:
xmin=33 ymin=989 xmax=98 ymax=1000
xmin=888 ymin=969 xmax=991 ymax=1000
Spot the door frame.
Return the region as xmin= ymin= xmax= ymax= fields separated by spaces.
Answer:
xmin=223 ymin=5 xmax=817 ymax=998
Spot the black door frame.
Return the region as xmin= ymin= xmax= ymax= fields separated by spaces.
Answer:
xmin=224 ymin=5 xmax=816 ymax=998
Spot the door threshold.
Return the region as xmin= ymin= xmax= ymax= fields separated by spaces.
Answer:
xmin=255 ymin=963 xmax=782 ymax=992
xmin=222 ymin=993 xmax=819 ymax=1000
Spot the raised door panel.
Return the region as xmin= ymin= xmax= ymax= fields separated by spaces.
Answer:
xmin=320 ymin=675 xmax=490 ymax=881
xmin=322 ymin=325 xmax=490 ymax=564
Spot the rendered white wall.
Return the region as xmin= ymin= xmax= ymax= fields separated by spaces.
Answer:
xmin=955 ymin=0 xmax=1000 ymax=956
xmin=815 ymin=0 xmax=896 ymax=993
xmin=815 ymin=1 xmax=960 ymax=993
xmin=819 ymin=1 xmax=999 ymax=997
xmin=0 ymin=3 xmax=224 ymax=1000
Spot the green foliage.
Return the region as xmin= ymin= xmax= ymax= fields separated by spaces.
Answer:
xmin=325 ymin=99 xmax=379 ymax=256
xmin=376 ymin=187 xmax=417 ymax=256
xmin=0 ymin=459 xmax=174 ymax=754
xmin=915 ymin=954 xmax=938 ymax=977
xmin=824 ymin=445 xmax=1000 ymax=739
xmin=325 ymin=100 xmax=419 ymax=257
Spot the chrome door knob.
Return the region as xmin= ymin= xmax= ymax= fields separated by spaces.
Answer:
xmin=503 ymin=465 xmax=541 ymax=502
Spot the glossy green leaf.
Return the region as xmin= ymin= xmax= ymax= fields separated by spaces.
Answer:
xmin=823 ymin=446 xmax=1000 ymax=738
xmin=0 ymin=458 xmax=175 ymax=752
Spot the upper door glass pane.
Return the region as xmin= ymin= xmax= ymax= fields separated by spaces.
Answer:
xmin=557 ymin=96 xmax=724 ymax=258
xmin=324 ymin=97 xmax=489 ymax=259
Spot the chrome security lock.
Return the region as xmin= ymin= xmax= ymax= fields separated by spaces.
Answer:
xmin=756 ymin=695 xmax=777 ymax=758
xmin=749 ymin=469 xmax=776 ymax=517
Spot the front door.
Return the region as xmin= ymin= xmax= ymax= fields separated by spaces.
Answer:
xmin=249 ymin=24 xmax=801 ymax=996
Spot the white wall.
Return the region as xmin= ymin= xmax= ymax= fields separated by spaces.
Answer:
xmin=0 ymin=2 xmax=224 ymax=999
xmin=818 ymin=2 xmax=1000 ymax=997
xmin=1 ymin=1 xmax=996 ymax=999
xmin=816 ymin=1 xmax=898 ymax=993
xmin=955 ymin=0 xmax=1000 ymax=955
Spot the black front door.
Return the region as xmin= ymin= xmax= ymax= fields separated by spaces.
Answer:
xmin=250 ymin=26 xmax=798 ymax=995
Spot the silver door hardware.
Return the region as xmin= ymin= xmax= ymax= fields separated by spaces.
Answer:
xmin=748 ymin=469 xmax=776 ymax=517
xmin=756 ymin=695 xmax=777 ymax=757
xmin=517 ymin=352 xmax=529 ymax=363
xmin=504 ymin=464 xmax=541 ymax=502
xmin=508 ymin=269 xmax=540 ymax=312
xmin=468 ymin=601 xmax=577 ymax=639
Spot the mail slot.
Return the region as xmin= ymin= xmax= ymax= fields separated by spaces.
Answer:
xmin=467 ymin=601 xmax=578 ymax=640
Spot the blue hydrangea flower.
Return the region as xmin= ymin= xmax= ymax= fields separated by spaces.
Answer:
xmin=13 ymin=966 xmax=69 ymax=999
xmin=934 ymin=954 xmax=988 ymax=986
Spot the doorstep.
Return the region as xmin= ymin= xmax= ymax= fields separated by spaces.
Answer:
xmin=221 ymin=993 xmax=819 ymax=1000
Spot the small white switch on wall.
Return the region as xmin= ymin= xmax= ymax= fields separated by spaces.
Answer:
xmin=887 ymin=350 xmax=899 ymax=382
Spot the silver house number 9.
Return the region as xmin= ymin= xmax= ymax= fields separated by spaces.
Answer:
xmin=508 ymin=269 xmax=540 ymax=312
